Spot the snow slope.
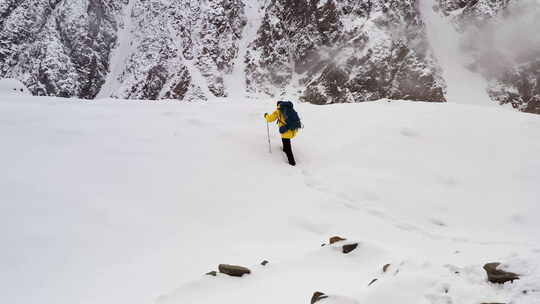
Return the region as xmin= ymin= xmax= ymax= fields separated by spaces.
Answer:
xmin=1 ymin=95 xmax=539 ymax=304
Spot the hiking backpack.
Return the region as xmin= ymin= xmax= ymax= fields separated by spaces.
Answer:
xmin=278 ymin=101 xmax=302 ymax=134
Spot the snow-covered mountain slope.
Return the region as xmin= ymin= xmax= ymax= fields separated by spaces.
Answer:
xmin=1 ymin=0 xmax=446 ymax=103
xmin=246 ymin=0 xmax=445 ymax=103
xmin=2 ymin=0 xmax=538 ymax=113
xmin=0 ymin=0 xmax=126 ymax=98
xmin=1 ymin=95 xmax=539 ymax=304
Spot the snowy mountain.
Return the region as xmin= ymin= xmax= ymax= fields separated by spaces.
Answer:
xmin=2 ymin=0 xmax=446 ymax=103
xmin=1 ymin=93 xmax=539 ymax=304
xmin=245 ymin=0 xmax=445 ymax=103
xmin=0 ymin=0 xmax=125 ymax=98
xmin=2 ymin=2 xmax=539 ymax=303
xmin=0 ymin=0 xmax=539 ymax=113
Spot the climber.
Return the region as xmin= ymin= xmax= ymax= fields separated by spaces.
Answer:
xmin=264 ymin=101 xmax=302 ymax=166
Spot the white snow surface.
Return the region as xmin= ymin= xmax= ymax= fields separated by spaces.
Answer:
xmin=1 ymin=95 xmax=539 ymax=304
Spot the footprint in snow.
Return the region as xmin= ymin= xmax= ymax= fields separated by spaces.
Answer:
xmin=436 ymin=176 xmax=459 ymax=187
xmin=400 ymin=128 xmax=420 ymax=138
xmin=162 ymin=111 xmax=177 ymax=117
xmin=343 ymin=203 xmax=360 ymax=210
xmin=424 ymin=293 xmax=453 ymax=304
xmin=430 ymin=218 xmax=448 ymax=227
xmin=187 ymin=118 xmax=204 ymax=126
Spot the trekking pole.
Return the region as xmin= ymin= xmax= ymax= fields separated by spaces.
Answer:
xmin=266 ymin=121 xmax=272 ymax=153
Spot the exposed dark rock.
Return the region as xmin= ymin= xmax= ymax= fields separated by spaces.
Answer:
xmin=483 ymin=262 xmax=519 ymax=284
xmin=329 ymin=236 xmax=346 ymax=244
xmin=261 ymin=260 xmax=269 ymax=266
xmin=205 ymin=271 xmax=217 ymax=276
xmin=218 ymin=264 xmax=251 ymax=277
xmin=488 ymin=60 xmax=540 ymax=114
xmin=368 ymin=278 xmax=378 ymax=286
xmin=342 ymin=243 xmax=358 ymax=254
xmin=311 ymin=291 xmax=328 ymax=304
xmin=383 ymin=264 xmax=391 ymax=273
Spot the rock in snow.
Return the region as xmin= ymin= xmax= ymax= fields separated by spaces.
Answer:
xmin=329 ymin=236 xmax=347 ymax=244
xmin=483 ymin=262 xmax=520 ymax=284
xmin=309 ymin=292 xmax=360 ymax=304
xmin=327 ymin=236 xmax=358 ymax=254
xmin=218 ymin=264 xmax=251 ymax=277
xmin=311 ymin=291 xmax=328 ymax=304
xmin=342 ymin=243 xmax=358 ymax=254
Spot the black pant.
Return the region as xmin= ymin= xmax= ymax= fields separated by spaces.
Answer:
xmin=282 ymin=138 xmax=296 ymax=166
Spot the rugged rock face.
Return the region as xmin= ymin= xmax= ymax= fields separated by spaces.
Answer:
xmin=438 ymin=0 xmax=511 ymax=23
xmin=246 ymin=0 xmax=446 ymax=103
xmin=0 ymin=0 xmax=126 ymax=98
xmin=0 ymin=0 xmax=246 ymax=101
xmin=5 ymin=0 xmax=537 ymax=112
xmin=0 ymin=0 xmax=446 ymax=103
xmin=437 ymin=0 xmax=540 ymax=114
xmin=108 ymin=0 xmax=246 ymax=101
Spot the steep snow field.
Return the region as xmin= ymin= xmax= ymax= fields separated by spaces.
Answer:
xmin=1 ymin=95 xmax=539 ymax=304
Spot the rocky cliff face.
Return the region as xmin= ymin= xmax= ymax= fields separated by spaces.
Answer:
xmin=437 ymin=0 xmax=540 ymax=114
xmin=0 ymin=0 xmax=446 ymax=103
xmin=2 ymin=0 xmax=538 ymax=112
xmin=0 ymin=0 xmax=125 ymax=98
xmin=105 ymin=0 xmax=246 ymax=101
xmin=0 ymin=0 xmax=247 ymax=100
xmin=247 ymin=0 xmax=445 ymax=104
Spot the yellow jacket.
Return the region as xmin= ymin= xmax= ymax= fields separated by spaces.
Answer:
xmin=265 ymin=108 xmax=298 ymax=139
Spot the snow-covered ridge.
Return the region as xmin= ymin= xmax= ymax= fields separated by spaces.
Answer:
xmin=1 ymin=95 xmax=539 ymax=304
